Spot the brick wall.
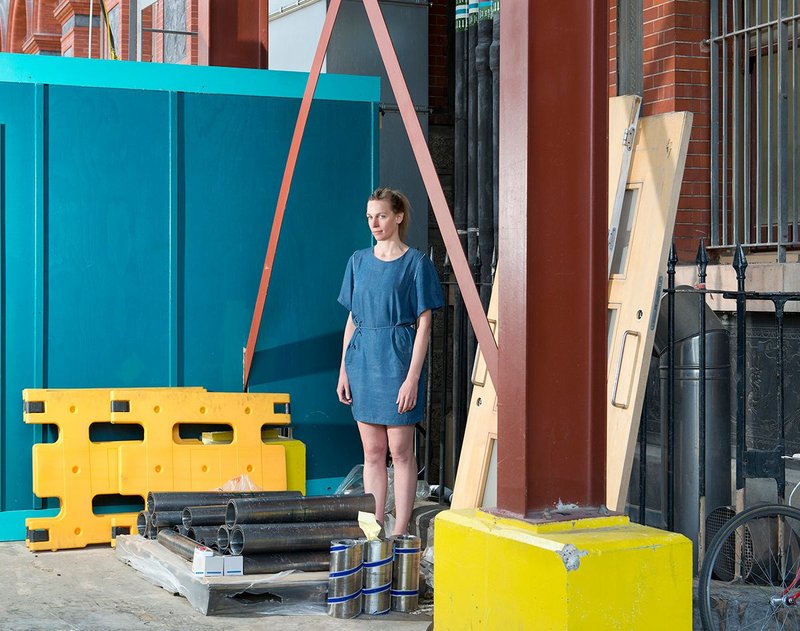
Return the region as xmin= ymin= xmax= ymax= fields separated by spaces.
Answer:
xmin=609 ymin=0 xmax=617 ymax=97
xmin=642 ymin=0 xmax=711 ymax=261
xmin=8 ymin=0 xmax=29 ymax=52
xmin=429 ymin=0 xmax=452 ymax=126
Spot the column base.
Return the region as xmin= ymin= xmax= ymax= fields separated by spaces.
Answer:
xmin=434 ymin=508 xmax=691 ymax=630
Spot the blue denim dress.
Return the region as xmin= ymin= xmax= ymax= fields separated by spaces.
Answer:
xmin=338 ymin=247 xmax=444 ymax=425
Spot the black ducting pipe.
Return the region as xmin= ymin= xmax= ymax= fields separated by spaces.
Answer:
xmin=243 ymin=551 xmax=330 ymax=575
xmin=182 ymin=504 xmax=227 ymax=528
xmin=454 ymin=1 xmax=468 ymax=251
xmin=157 ymin=529 xmax=209 ymax=561
xmin=226 ymin=494 xmax=375 ymax=528
xmin=467 ymin=1 xmax=479 ymax=276
xmin=137 ymin=511 xmax=149 ymax=537
xmin=151 ymin=511 xmax=183 ymax=528
xmin=173 ymin=524 xmax=190 ymax=537
xmin=187 ymin=525 xmax=224 ymax=546
xmin=465 ymin=0 xmax=478 ymax=397
xmin=147 ymin=490 xmax=301 ymax=513
xmin=490 ymin=5 xmax=500 ymax=271
xmin=476 ymin=4 xmax=493 ymax=308
xmin=229 ymin=522 xmax=363 ymax=555
xmin=217 ymin=525 xmax=231 ymax=552
xmin=452 ymin=1 xmax=469 ymax=489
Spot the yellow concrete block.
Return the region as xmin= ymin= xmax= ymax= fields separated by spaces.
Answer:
xmin=434 ymin=509 xmax=692 ymax=630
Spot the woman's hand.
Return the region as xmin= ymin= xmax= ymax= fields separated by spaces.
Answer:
xmin=337 ymin=372 xmax=352 ymax=405
xmin=396 ymin=378 xmax=417 ymax=414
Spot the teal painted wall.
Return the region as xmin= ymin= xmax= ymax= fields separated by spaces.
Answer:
xmin=0 ymin=54 xmax=379 ymax=514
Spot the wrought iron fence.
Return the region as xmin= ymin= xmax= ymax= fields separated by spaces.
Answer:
xmin=634 ymin=238 xmax=800 ymax=572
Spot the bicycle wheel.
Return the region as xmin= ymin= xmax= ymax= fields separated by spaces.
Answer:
xmin=699 ymin=503 xmax=800 ymax=630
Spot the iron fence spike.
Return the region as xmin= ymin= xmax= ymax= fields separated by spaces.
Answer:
xmin=667 ymin=241 xmax=678 ymax=273
xmin=732 ymin=243 xmax=748 ymax=279
xmin=696 ymin=239 xmax=709 ymax=286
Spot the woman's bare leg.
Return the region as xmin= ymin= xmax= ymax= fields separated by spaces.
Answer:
xmin=357 ymin=421 xmax=389 ymax=524
xmin=387 ymin=425 xmax=417 ymax=535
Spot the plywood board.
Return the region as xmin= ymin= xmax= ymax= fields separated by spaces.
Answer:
xmin=608 ymin=95 xmax=642 ymax=276
xmin=606 ymin=111 xmax=693 ymax=511
xmin=451 ymin=269 xmax=499 ymax=510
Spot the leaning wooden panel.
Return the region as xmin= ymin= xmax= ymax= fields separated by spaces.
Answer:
xmin=608 ymin=95 xmax=642 ymax=277
xmin=451 ymin=269 xmax=499 ymax=510
xmin=606 ymin=112 xmax=693 ymax=512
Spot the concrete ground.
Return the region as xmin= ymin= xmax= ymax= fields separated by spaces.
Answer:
xmin=0 ymin=542 xmax=432 ymax=631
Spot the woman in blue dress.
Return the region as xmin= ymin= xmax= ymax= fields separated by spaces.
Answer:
xmin=337 ymin=188 xmax=444 ymax=535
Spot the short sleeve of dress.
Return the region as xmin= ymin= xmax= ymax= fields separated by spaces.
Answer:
xmin=337 ymin=254 xmax=355 ymax=311
xmin=414 ymin=254 xmax=445 ymax=317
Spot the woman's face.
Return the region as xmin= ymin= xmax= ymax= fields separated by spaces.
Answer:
xmin=366 ymin=200 xmax=403 ymax=241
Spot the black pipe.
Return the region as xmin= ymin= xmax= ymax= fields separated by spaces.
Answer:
xmin=489 ymin=5 xmax=500 ymax=272
xmin=173 ymin=524 xmax=190 ymax=537
xmin=157 ymin=529 xmax=209 ymax=561
xmin=229 ymin=522 xmax=364 ymax=555
xmin=423 ymin=248 xmax=435 ymax=484
xmin=465 ymin=0 xmax=479 ymax=418
xmin=187 ymin=525 xmax=223 ymax=547
xmin=226 ymin=494 xmax=375 ymax=528
xmin=137 ymin=511 xmax=149 ymax=537
xmin=217 ymin=525 xmax=231 ymax=552
xmin=638 ymin=379 xmax=648 ymax=525
xmin=467 ymin=0 xmax=479 ymax=280
xmin=666 ymin=243 xmax=677 ymax=532
xmin=453 ymin=283 xmax=469 ymax=479
xmin=152 ymin=510 xmax=183 ymax=528
xmin=453 ymin=0 xmax=469 ymax=493
xmin=182 ymin=504 xmax=227 ymax=528
xmin=439 ymin=255 xmax=451 ymax=499
xmin=243 ymin=551 xmax=330 ymax=575
xmin=733 ymin=245 xmax=748 ymax=494
xmin=455 ymin=0 xmax=468 ymax=256
xmin=147 ymin=490 xmax=301 ymax=513
xmin=775 ymin=298 xmax=786 ymax=501
xmin=696 ymin=240 xmax=709 ymax=503
xmin=476 ymin=4 xmax=493 ymax=308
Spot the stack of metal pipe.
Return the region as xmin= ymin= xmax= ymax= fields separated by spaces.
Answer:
xmin=143 ymin=490 xmax=375 ymax=577
xmin=138 ymin=490 xmax=301 ymax=545
xmin=224 ymin=494 xmax=374 ymax=556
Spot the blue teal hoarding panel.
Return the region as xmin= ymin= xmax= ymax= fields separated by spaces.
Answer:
xmin=46 ymin=85 xmax=172 ymax=387
xmin=0 ymin=55 xmax=378 ymax=513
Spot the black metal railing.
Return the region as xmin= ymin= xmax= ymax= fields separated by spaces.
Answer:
xmin=635 ymin=239 xmax=800 ymax=570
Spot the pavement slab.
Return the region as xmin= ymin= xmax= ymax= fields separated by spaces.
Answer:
xmin=0 ymin=542 xmax=432 ymax=631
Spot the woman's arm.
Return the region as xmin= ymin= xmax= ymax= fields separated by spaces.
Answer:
xmin=337 ymin=313 xmax=356 ymax=405
xmin=396 ymin=309 xmax=432 ymax=414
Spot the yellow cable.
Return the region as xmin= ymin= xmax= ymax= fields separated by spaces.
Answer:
xmin=97 ymin=0 xmax=119 ymax=60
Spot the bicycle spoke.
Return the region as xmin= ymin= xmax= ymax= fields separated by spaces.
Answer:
xmin=701 ymin=505 xmax=800 ymax=630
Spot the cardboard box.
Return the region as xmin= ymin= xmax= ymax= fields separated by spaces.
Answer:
xmin=223 ymin=555 xmax=243 ymax=576
xmin=192 ymin=546 xmax=223 ymax=577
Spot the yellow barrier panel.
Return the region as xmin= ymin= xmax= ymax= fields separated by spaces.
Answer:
xmin=23 ymin=387 xmax=203 ymax=552
xmin=109 ymin=389 xmax=295 ymax=497
xmin=23 ymin=387 xmax=305 ymax=552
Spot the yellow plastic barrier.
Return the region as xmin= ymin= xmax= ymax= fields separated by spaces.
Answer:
xmin=23 ymin=387 xmax=305 ymax=552
xmin=109 ymin=388 xmax=296 ymax=496
xmin=23 ymin=388 xmax=203 ymax=551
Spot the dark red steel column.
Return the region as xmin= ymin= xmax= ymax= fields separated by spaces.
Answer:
xmin=497 ymin=1 xmax=608 ymax=516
